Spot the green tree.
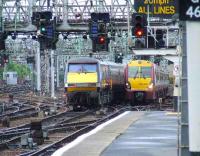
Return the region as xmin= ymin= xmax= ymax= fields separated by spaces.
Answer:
xmin=6 ymin=62 xmax=31 ymax=79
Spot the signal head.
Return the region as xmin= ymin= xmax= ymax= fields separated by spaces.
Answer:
xmin=132 ymin=13 xmax=147 ymax=38
xmin=98 ymin=35 xmax=106 ymax=44
xmin=135 ymin=15 xmax=142 ymax=22
xmin=98 ymin=23 xmax=106 ymax=33
xmin=41 ymin=27 xmax=46 ymax=32
xmin=83 ymin=34 xmax=87 ymax=40
xmin=135 ymin=28 xmax=144 ymax=37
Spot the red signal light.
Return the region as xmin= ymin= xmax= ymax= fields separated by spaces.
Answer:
xmin=98 ymin=36 xmax=106 ymax=44
xmin=135 ymin=28 xmax=144 ymax=37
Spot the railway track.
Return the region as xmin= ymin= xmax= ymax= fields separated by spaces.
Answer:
xmin=26 ymin=107 xmax=128 ymax=156
xmin=0 ymin=105 xmax=38 ymax=120
xmin=0 ymin=94 xmax=174 ymax=156
xmin=0 ymin=95 xmax=67 ymax=130
xmin=131 ymin=97 xmax=174 ymax=111
xmin=0 ymin=106 xmax=128 ymax=156
xmin=0 ymin=84 xmax=31 ymax=95
xmin=0 ymin=111 xmax=91 ymax=150
xmin=0 ymin=104 xmax=51 ymax=129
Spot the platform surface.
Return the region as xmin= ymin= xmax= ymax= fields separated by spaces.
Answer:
xmin=52 ymin=111 xmax=178 ymax=156
xmin=101 ymin=111 xmax=178 ymax=156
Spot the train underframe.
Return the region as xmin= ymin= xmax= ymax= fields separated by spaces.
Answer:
xmin=126 ymin=87 xmax=169 ymax=105
xmin=65 ymin=88 xmax=113 ymax=110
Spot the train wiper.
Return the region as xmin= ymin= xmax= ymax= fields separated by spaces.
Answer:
xmin=85 ymin=71 xmax=95 ymax=73
xmin=141 ymin=73 xmax=146 ymax=79
xmin=134 ymin=70 xmax=139 ymax=79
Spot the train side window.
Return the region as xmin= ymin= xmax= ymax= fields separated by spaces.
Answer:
xmin=159 ymin=72 xmax=161 ymax=81
xmin=156 ymin=72 xmax=160 ymax=82
xmin=160 ymin=73 xmax=162 ymax=81
xmin=161 ymin=73 xmax=163 ymax=81
xmin=108 ymin=66 xmax=111 ymax=79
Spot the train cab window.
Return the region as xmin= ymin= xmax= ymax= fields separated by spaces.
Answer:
xmin=128 ymin=66 xmax=139 ymax=78
xmin=82 ymin=64 xmax=97 ymax=72
xmin=68 ymin=64 xmax=82 ymax=72
xmin=68 ymin=64 xmax=97 ymax=73
xmin=141 ymin=67 xmax=151 ymax=78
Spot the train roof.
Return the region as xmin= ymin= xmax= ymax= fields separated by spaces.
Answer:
xmin=67 ymin=57 xmax=100 ymax=64
xmin=67 ymin=57 xmax=125 ymax=67
xmin=128 ymin=60 xmax=154 ymax=66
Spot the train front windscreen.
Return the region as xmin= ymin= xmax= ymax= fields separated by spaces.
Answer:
xmin=128 ymin=66 xmax=151 ymax=78
xmin=68 ymin=64 xmax=97 ymax=73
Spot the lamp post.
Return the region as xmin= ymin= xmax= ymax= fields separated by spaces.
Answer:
xmin=126 ymin=0 xmax=131 ymax=49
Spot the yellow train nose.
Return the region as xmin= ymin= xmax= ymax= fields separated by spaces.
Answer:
xmin=67 ymin=73 xmax=98 ymax=83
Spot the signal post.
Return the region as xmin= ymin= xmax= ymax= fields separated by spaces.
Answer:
xmin=32 ymin=11 xmax=58 ymax=97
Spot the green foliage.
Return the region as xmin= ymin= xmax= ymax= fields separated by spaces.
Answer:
xmin=5 ymin=62 xmax=31 ymax=79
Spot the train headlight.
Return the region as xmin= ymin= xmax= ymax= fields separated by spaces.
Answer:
xmin=126 ymin=82 xmax=131 ymax=89
xmin=148 ymin=83 xmax=153 ymax=89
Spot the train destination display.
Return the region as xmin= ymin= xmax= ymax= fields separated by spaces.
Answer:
xmin=134 ymin=0 xmax=179 ymax=18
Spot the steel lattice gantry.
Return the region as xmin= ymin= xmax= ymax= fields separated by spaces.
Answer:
xmin=1 ymin=0 xmax=133 ymax=32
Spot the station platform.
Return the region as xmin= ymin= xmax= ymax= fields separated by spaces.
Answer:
xmin=52 ymin=111 xmax=178 ymax=156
